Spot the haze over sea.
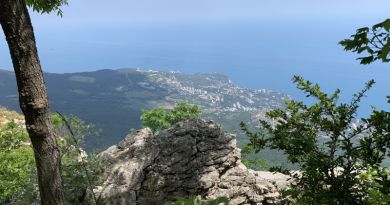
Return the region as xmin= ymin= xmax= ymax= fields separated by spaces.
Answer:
xmin=0 ymin=0 xmax=389 ymax=116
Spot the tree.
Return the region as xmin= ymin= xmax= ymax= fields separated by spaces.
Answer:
xmin=340 ymin=19 xmax=390 ymax=65
xmin=140 ymin=103 xmax=202 ymax=133
xmin=0 ymin=0 xmax=68 ymax=204
xmin=241 ymin=76 xmax=390 ymax=204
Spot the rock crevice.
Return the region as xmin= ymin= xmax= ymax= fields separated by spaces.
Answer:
xmin=97 ymin=118 xmax=289 ymax=205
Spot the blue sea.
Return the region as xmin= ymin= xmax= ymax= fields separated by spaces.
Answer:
xmin=1 ymin=19 xmax=389 ymax=116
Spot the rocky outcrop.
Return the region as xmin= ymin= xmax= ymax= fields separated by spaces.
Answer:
xmin=96 ymin=118 xmax=289 ymax=205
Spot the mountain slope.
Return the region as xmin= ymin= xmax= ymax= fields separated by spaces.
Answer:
xmin=0 ymin=68 xmax=289 ymax=149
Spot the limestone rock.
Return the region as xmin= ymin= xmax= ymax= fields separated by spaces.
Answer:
xmin=96 ymin=118 xmax=290 ymax=205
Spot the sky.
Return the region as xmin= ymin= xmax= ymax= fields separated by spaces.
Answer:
xmin=28 ymin=0 xmax=390 ymax=27
xmin=0 ymin=0 xmax=390 ymax=115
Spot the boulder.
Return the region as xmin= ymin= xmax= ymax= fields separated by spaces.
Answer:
xmin=96 ymin=118 xmax=289 ymax=205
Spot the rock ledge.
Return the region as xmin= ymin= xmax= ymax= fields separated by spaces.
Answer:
xmin=97 ymin=118 xmax=289 ymax=205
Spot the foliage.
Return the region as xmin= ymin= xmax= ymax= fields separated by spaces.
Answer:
xmin=359 ymin=166 xmax=390 ymax=205
xmin=61 ymin=152 xmax=104 ymax=205
xmin=53 ymin=113 xmax=105 ymax=205
xmin=52 ymin=113 xmax=100 ymax=148
xmin=141 ymin=103 xmax=202 ymax=132
xmin=241 ymin=76 xmax=390 ymax=204
xmin=240 ymin=144 xmax=269 ymax=171
xmin=340 ymin=19 xmax=390 ymax=64
xmin=165 ymin=196 xmax=229 ymax=205
xmin=0 ymin=112 xmax=104 ymax=204
xmin=0 ymin=120 xmax=28 ymax=151
xmin=26 ymin=0 xmax=68 ymax=16
xmin=0 ymin=121 xmax=37 ymax=204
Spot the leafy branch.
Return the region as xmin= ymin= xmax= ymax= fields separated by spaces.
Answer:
xmin=340 ymin=19 xmax=390 ymax=64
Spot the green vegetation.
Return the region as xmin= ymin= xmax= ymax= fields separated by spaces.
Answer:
xmin=0 ymin=121 xmax=37 ymax=204
xmin=340 ymin=19 xmax=389 ymax=64
xmin=0 ymin=111 xmax=104 ymax=205
xmin=26 ymin=0 xmax=68 ymax=16
xmin=52 ymin=113 xmax=105 ymax=205
xmin=0 ymin=69 xmax=287 ymax=151
xmin=241 ymin=76 xmax=390 ymax=204
xmin=141 ymin=102 xmax=202 ymax=132
xmin=240 ymin=144 xmax=269 ymax=171
xmin=165 ymin=196 xmax=229 ymax=205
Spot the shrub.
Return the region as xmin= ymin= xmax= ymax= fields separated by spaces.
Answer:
xmin=241 ymin=76 xmax=390 ymax=204
xmin=52 ymin=113 xmax=105 ymax=205
xmin=141 ymin=103 xmax=202 ymax=132
xmin=0 ymin=113 xmax=104 ymax=204
xmin=0 ymin=121 xmax=37 ymax=204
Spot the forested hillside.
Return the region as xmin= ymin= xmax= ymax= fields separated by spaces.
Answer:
xmin=0 ymin=68 xmax=288 ymax=149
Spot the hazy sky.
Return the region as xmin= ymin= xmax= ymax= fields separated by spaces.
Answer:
xmin=30 ymin=0 xmax=390 ymax=27
xmin=1 ymin=0 xmax=389 ymax=75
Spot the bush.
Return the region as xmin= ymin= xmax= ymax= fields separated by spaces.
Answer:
xmin=241 ymin=76 xmax=390 ymax=204
xmin=0 ymin=113 xmax=104 ymax=204
xmin=359 ymin=166 xmax=390 ymax=205
xmin=0 ymin=121 xmax=37 ymax=204
xmin=52 ymin=113 xmax=105 ymax=205
xmin=141 ymin=103 xmax=202 ymax=132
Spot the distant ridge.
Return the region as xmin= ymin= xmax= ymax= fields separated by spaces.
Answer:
xmin=0 ymin=68 xmax=289 ymax=150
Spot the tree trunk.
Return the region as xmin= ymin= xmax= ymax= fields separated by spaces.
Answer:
xmin=0 ymin=0 xmax=65 ymax=204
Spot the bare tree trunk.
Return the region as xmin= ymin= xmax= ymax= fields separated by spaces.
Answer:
xmin=0 ymin=0 xmax=65 ymax=204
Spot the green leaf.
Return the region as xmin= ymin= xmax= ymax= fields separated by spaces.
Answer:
xmin=381 ymin=19 xmax=390 ymax=31
xmin=380 ymin=39 xmax=390 ymax=61
xmin=357 ymin=27 xmax=369 ymax=33
xmin=358 ymin=56 xmax=374 ymax=65
xmin=341 ymin=19 xmax=389 ymax=65
xmin=25 ymin=0 xmax=68 ymax=16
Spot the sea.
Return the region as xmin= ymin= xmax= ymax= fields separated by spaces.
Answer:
xmin=0 ymin=19 xmax=389 ymax=116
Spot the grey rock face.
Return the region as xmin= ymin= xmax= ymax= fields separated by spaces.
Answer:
xmin=96 ymin=118 xmax=289 ymax=205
